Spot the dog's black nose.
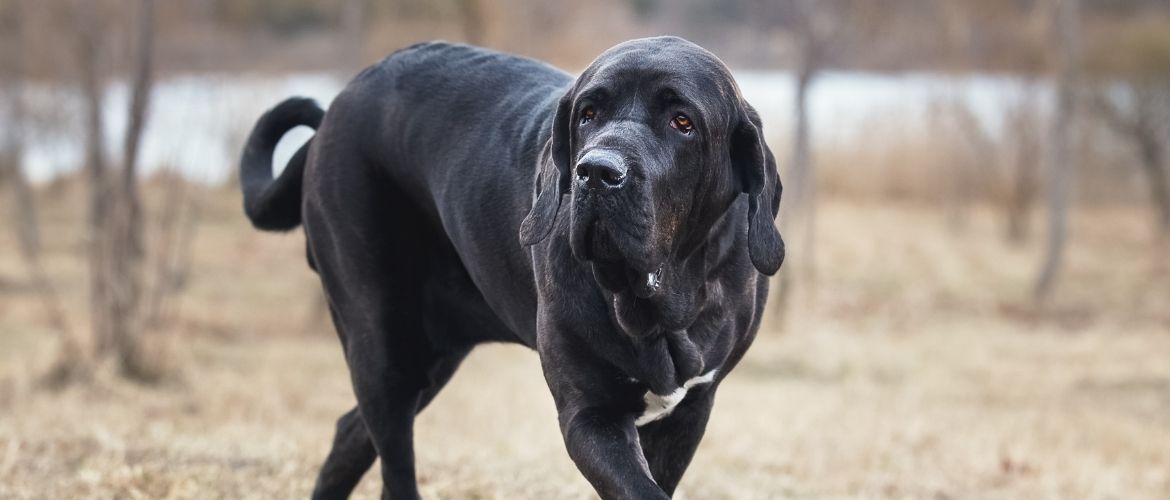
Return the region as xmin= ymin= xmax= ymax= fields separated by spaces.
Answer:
xmin=575 ymin=151 xmax=627 ymax=190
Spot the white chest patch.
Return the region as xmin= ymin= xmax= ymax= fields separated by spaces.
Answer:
xmin=634 ymin=370 xmax=717 ymax=427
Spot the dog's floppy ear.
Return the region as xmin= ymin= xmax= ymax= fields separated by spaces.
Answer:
xmin=730 ymin=105 xmax=785 ymax=275
xmin=519 ymin=91 xmax=573 ymax=246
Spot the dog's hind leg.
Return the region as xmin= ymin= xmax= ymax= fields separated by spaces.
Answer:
xmin=311 ymin=348 xmax=471 ymax=500
xmin=302 ymin=175 xmax=425 ymax=498
xmin=310 ymin=262 xmax=429 ymax=499
xmin=312 ymin=407 xmax=376 ymax=500
xmin=302 ymin=144 xmax=476 ymax=499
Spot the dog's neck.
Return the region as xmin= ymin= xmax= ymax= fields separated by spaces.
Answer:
xmin=606 ymin=197 xmax=748 ymax=395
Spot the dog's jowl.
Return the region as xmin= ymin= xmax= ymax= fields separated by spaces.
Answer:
xmin=240 ymin=36 xmax=784 ymax=500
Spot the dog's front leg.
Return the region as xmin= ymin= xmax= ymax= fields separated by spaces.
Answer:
xmin=559 ymin=405 xmax=670 ymax=500
xmin=636 ymin=389 xmax=716 ymax=496
xmin=538 ymin=331 xmax=670 ymax=500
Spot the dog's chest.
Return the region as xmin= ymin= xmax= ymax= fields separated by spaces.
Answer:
xmin=625 ymin=296 xmax=740 ymax=427
xmin=634 ymin=369 xmax=717 ymax=426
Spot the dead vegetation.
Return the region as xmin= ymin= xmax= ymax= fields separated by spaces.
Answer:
xmin=1 ymin=184 xmax=1167 ymax=499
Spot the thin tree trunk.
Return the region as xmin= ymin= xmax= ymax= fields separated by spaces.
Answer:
xmin=107 ymin=0 xmax=156 ymax=378
xmin=792 ymin=53 xmax=817 ymax=284
xmin=2 ymin=0 xmax=85 ymax=385
xmin=0 ymin=143 xmax=67 ymax=343
xmin=788 ymin=17 xmax=816 ymax=216
xmin=1034 ymin=0 xmax=1081 ymax=302
xmin=1005 ymin=1 xmax=1049 ymax=244
xmin=75 ymin=2 xmax=113 ymax=354
xmin=773 ymin=9 xmax=819 ymax=324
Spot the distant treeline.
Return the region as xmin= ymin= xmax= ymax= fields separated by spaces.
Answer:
xmin=1 ymin=0 xmax=1168 ymax=77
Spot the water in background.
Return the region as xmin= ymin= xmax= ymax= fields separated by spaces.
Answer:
xmin=11 ymin=71 xmax=1046 ymax=184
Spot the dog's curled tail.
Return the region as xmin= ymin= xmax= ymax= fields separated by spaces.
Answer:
xmin=240 ymin=97 xmax=324 ymax=231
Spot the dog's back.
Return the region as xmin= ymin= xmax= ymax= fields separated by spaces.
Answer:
xmin=304 ymin=42 xmax=574 ymax=341
xmin=329 ymin=42 xmax=571 ymax=183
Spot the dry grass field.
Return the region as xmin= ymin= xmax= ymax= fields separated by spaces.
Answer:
xmin=1 ymin=184 xmax=1168 ymax=499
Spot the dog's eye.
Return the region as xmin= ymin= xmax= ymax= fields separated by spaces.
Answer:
xmin=670 ymin=114 xmax=694 ymax=134
xmin=580 ymin=107 xmax=596 ymax=125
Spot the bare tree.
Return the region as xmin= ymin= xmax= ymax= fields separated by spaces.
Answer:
xmin=0 ymin=0 xmax=84 ymax=386
xmin=920 ymin=0 xmax=1052 ymax=242
xmin=103 ymin=0 xmax=157 ymax=377
xmin=1034 ymin=0 xmax=1082 ymax=302
xmin=786 ymin=0 xmax=819 ymax=227
xmin=1004 ymin=1 xmax=1055 ymax=245
xmin=935 ymin=1 xmax=977 ymax=232
xmin=756 ymin=0 xmax=848 ymax=326
xmin=59 ymin=0 xmax=159 ymax=380
xmin=1094 ymin=85 xmax=1170 ymax=236
xmin=0 ymin=0 xmax=72 ymax=339
xmin=73 ymin=0 xmax=115 ymax=354
xmin=781 ymin=0 xmax=846 ymax=298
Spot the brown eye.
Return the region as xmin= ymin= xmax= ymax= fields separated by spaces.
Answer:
xmin=580 ymin=107 xmax=596 ymax=124
xmin=670 ymin=114 xmax=693 ymax=134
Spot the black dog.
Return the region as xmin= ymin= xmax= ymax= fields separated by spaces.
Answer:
xmin=240 ymin=36 xmax=783 ymax=500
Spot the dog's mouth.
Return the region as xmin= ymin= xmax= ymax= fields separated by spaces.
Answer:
xmin=577 ymin=221 xmax=663 ymax=294
xmin=592 ymin=259 xmax=664 ymax=299
xmin=592 ymin=262 xmax=664 ymax=338
xmin=572 ymin=221 xmax=674 ymax=339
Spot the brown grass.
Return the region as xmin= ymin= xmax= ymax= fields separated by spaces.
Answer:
xmin=1 ymin=183 xmax=1168 ymax=499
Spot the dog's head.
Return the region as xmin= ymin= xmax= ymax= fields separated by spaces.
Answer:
xmin=521 ymin=36 xmax=784 ymax=337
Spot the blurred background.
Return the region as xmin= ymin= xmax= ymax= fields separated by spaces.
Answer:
xmin=1 ymin=0 xmax=1168 ymax=498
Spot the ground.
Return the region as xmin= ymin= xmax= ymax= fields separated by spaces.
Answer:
xmin=1 ymin=186 xmax=1168 ymax=499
